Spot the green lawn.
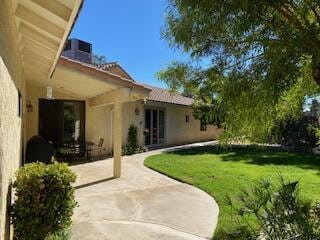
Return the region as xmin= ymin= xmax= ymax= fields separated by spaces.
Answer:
xmin=144 ymin=146 xmax=320 ymax=238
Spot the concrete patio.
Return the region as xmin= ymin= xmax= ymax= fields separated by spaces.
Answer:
xmin=70 ymin=142 xmax=219 ymax=240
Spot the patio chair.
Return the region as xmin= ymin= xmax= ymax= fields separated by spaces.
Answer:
xmin=88 ymin=138 xmax=104 ymax=160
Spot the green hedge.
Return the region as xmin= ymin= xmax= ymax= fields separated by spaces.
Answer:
xmin=11 ymin=162 xmax=77 ymax=240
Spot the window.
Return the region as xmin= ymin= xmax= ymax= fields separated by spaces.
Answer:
xmin=200 ymin=120 xmax=207 ymax=131
xmin=78 ymin=40 xmax=91 ymax=53
xmin=185 ymin=115 xmax=190 ymax=123
xmin=63 ymin=101 xmax=83 ymax=142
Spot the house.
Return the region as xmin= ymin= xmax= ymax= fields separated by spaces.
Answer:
xmin=26 ymin=38 xmax=221 ymax=168
xmin=0 ymin=1 xmax=83 ymax=239
xmin=0 ymin=1 xmax=220 ymax=239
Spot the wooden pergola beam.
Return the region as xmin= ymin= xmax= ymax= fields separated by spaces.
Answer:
xmin=16 ymin=5 xmax=65 ymax=39
xmin=30 ymin=0 xmax=71 ymax=22
xmin=21 ymin=37 xmax=56 ymax=59
xmin=89 ymin=88 xmax=132 ymax=107
xmin=19 ymin=23 xmax=59 ymax=51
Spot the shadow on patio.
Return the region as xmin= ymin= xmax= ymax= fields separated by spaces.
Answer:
xmin=70 ymin=156 xmax=115 ymax=188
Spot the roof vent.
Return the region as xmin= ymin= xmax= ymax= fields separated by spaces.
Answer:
xmin=62 ymin=38 xmax=92 ymax=64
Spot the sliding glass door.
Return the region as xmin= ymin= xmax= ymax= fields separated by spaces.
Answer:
xmin=39 ymin=99 xmax=85 ymax=146
xmin=144 ymin=109 xmax=165 ymax=146
xmin=63 ymin=101 xmax=84 ymax=143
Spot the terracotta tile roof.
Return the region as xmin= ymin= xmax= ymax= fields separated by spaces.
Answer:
xmin=145 ymin=85 xmax=194 ymax=106
xmin=58 ymin=57 xmax=151 ymax=92
xmin=96 ymin=62 xmax=118 ymax=70
xmin=96 ymin=62 xmax=134 ymax=80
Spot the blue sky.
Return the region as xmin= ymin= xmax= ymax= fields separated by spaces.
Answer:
xmin=70 ymin=0 xmax=188 ymax=88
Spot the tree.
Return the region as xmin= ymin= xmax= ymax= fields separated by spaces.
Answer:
xmin=158 ymin=0 xmax=320 ymax=143
xmin=92 ymin=54 xmax=107 ymax=66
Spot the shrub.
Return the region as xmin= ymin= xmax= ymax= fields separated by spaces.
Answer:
xmin=127 ymin=124 xmax=138 ymax=149
xmin=46 ymin=229 xmax=70 ymax=240
xmin=122 ymin=145 xmax=148 ymax=155
xmin=12 ymin=162 xmax=77 ymax=240
xmin=122 ymin=125 xmax=148 ymax=155
xmin=280 ymin=115 xmax=319 ymax=151
xmin=221 ymin=176 xmax=320 ymax=239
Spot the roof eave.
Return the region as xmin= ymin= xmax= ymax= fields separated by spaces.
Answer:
xmin=57 ymin=57 xmax=152 ymax=94
xmin=49 ymin=0 xmax=84 ymax=78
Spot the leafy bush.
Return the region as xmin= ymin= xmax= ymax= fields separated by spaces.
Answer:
xmin=46 ymin=229 xmax=70 ymax=240
xmin=122 ymin=145 xmax=148 ymax=155
xmin=122 ymin=125 xmax=148 ymax=155
xmin=127 ymin=124 xmax=138 ymax=148
xmin=221 ymin=177 xmax=320 ymax=239
xmin=12 ymin=162 xmax=77 ymax=240
xmin=280 ymin=115 xmax=319 ymax=151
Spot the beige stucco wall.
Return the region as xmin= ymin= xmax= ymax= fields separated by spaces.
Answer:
xmin=26 ymin=83 xmax=221 ymax=157
xmin=121 ymin=101 xmax=145 ymax=146
xmin=86 ymin=104 xmax=112 ymax=154
xmin=164 ymin=104 xmax=221 ymax=145
xmin=87 ymin=101 xmax=144 ymax=154
xmin=120 ymin=100 xmax=221 ymax=148
xmin=144 ymin=102 xmax=221 ymax=146
xmin=0 ymin=2 xmax=25 ymax=239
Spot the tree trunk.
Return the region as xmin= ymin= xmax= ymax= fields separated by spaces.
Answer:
xmin=313 ymin=65 xmax=320 ymax=86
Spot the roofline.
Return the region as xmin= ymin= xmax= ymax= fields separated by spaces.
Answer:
xmin=146 ymin=99 xmax=193 ymax=107
xmin=49 ymin=0 xmax=84 ymax=78
xmin=97 ymin=62 xmax=134 ymax=81
xmin=57 ymin=57 xmax=152 ymax=93
xmin=115 ymin=64 xmax=134 ymax=81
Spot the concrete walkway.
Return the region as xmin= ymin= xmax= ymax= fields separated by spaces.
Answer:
xmin=70 ymin=142 xmax=219 ymax=240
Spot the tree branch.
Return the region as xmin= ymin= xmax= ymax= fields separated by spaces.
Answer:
xmin=312 ymin=6 xmax=320 ymax=26
xmin=219 ymin=53 xmax=265 ymax=73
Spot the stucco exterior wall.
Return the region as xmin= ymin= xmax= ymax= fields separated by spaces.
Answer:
xmin=26 ymin=83 xmax=221 ymax=157
xmin=121 ymin=101 xmax=145 ymax=147
xmin=0 ymin=2 xmax=25 ymax=239
xmin=143 ymin=102 xmax=221 ymax=146
xmin=164 ymin=104 xmax=221 ymax=145
xmin=86 ymin=104 xmax=112 ymax=154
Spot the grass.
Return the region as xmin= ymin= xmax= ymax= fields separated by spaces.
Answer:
xmin=144 ymin=145 xmax=320 ymax=238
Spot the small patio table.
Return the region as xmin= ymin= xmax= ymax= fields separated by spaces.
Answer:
xmin=57 ymin=141 xmax=94 ymax=162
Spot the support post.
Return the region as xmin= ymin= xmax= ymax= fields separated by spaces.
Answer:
xmin=113 ymin=102 xmax=122 ymax=178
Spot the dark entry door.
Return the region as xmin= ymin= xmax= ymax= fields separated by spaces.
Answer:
xmin=39 ymin=99 xmax=64 ymax=146
xmin=39 ymin=99 xmax=85 ymax=147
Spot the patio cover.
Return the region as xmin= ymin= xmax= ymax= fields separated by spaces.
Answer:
xmin=46 ymin=57 xmax=151 ymax=178
xmin=11 ymin=0 xmax=83 ymax=82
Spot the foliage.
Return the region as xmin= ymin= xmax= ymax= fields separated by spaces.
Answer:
xmin=46 ymin=229 xmax=70 ymax=240
xmin=316 ymin=128 xmax=320 ymax=145
xmin=127 ymin=124 xmax=138 ymax=149
xmin=122 ymin=145 xmax=148 ymax=156
xmin=159 ymin=0 xmax=320 ymax=143
xmin=280 ymin=115 xmax=319 ymax=151
xmin=222 ymin=177 xmax=320 ymax=239
xmin=122 ymin=125 xmax=148 ymax=155
xmin=144 ymin=146 xmax=320 ymax=238
xmin=92 ymin=54 xmax=107 ymax=66
xmin=12 ymin=162 xmax=77 ymax=240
